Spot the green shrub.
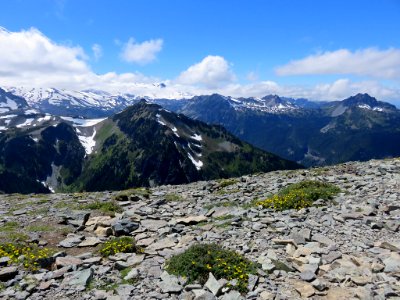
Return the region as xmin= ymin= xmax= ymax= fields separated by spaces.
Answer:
xmin=165 ymin=193 xmax=183 ymax=201
xmin=99 ymin=237 xmax=137 ymax=257
xmin=257 ymin=180 xmax=340 ymax=211
xmin=166 ymin=243 xmax=258 ymax=292
xmin=217 ymin=178 xmax=239 ymax=189
xmin=0 ymin=242 xmax=55 ymax=271
xmin=79 ymin=200 xmax=123 ymax=214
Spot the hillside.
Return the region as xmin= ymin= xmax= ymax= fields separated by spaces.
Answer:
xmin=0 ymin=158 xmax=399 ymax=299
xmin=0 ymin=100 xmax=300 ymax=194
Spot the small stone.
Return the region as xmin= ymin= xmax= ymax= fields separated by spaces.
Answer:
xmin=351 ymin=275 xmax=371 ymax=286
xmin=322 ymin=251 xmax=342 ymax=264
xmin=294 ymin=281 xmax=315 ymax=298
xmin=55 ymin=256 xmax=83 ymax=267
xmin=78 ymin=236 xmax=101 ymax=247
xmin=175 ymin=215 xmax=207 ymax=225
xmin=62 ymin=268 xmax=93 ymax=286
xmin=192 ymin=289 xmax=215 ymax=300
xmin=0 ymin=256 xmax=10 ymax=266
xmin=0 ymin=266 xmax=18 ymax=281
xmin=311 ymin=278 xmax=327 ymax=291
xmin=37 ymin=281 xmax=52 ymax=291
xmin=376 ymin=241 xmax=400 ymax=252
xmin=147 ymin=237 xmax=176 ymax=251
xmin=272 ymin=239 xmax=297 ymax=246
xmin=220 ymin=290 xmax=243 ymax=300
xmin=300 ymin=271 xmax=316 ymax=282
xmin=116 ymin=284 xmax=135 ymax=299
xmin=94 ymin=226 xmax=112 ymax=237
xmin=311 ymin=233 xmax=335 ymax=246
xmin=158 ymin=271 xmax=182 ymax=293
xmin=247 ymin=274 xmax=258 ymax=291
xmin=58 ymin=233 xmax=85 ymax=248
xmin=112 ymin=219 xmax=139 ymax=236
xmin=383 ymin=252 xmax=400 ymax=272
xmin=205 ymin=272 xmax=223 ymax=296
xmin=123 ymin=268 xmax=139 ymax=281
xmin=259 ymin=291 xmax=275 ymax=300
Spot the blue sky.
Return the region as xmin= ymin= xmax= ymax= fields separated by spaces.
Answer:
xmin=1 ymin=0 xmax=400 ymax=102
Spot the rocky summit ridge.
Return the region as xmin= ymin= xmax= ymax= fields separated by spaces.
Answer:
xmin=0 ymin=158 xmax=399 ymax=299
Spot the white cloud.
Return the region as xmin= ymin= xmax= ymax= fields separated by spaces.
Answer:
xmin=177 ymin=55 xmax=236 ymax=88
xmin=276 ymin=48 xmax=400 ymax=79
xmin=0 ymin=27 xmax=399 ymax=104
xmin=0 ymin=27 xmax=89 ymax=79
xmin=120 ymin=37 xmax=163 ymax=64
xmin=92 ymin=44 xmax=102 ymax=61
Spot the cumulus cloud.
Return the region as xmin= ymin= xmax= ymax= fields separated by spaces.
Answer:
xmin=0 ymin=27 xmax=89 ymax=79
xmin=92 ymin=44 xmax=102 ymax=61
xmin=120 ymin=37 xmax=163 ymax=64
xmin=177 ymin=55 xmax=236 ymax=88
xmin=0 ymin=27 xmax=399 ymax=103
xmin=276 ymin=48 xmax=400 ymax=79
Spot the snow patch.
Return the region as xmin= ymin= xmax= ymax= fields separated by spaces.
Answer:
xmin=156 ymin=114 xmax=166 ymax=126
xmin=0 ymin=114 xmax=17 ymax=119
xmin=187 ymin=152 xmax=203 ymax=170
xmin=191 ymin=133 xmax=202 ymax=141
xmin=36 ymin=115 xmax=52 ymax=122
xmin=78 ymin=129 xmax=97 ymax=155
xmin=16 ymin=118 xmax=34 ymax=128
xmin=60 ymin=116 xmax=106 ymax=127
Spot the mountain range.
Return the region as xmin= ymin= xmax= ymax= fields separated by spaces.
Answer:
xmin=1 ymin=85 xmax=400 ymax=194
xmin=0 ymin=96 xmax=300 ymax=194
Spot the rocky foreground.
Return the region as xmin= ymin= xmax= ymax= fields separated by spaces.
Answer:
xmin=0 ymin=158 xmax=399 ymax=300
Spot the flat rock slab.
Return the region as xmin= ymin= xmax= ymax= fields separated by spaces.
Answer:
xmin=78 ymin=236 xmax=101 ymax=247
xmin=0 ymin=266 xmax=18 ymax=281
xmin=141 ymin=219 xmax=168 ymax=231
xmin=58 ymin=234 xmax=84 ymax=248
xmin=175 ymin=215 xmax=207 ymax=225
xmin=62 ymin=268 xmax=93 ymax=286
xmin=147 ymin=237 xmax=176 ymax=251
xmin=56 ymin=256 xmax=83 ymax=267
xmin=159 ymin=271 xmax=183 ymax=293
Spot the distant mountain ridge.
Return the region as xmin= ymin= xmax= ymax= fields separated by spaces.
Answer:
xmin=0 ymin=100 xmax=300 ymax=194
xmin=1 ymin=86 xmax=399 ymax=168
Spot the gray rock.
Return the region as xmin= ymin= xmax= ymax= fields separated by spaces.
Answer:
xmin=147 ymin=237 xmax=176 ymax=251
xmin=383 ymin=252 xmax=400 ymax=272
xmin=176 ymin=215 xmax=207 ymax=225
xmin=78 ymin=236 xmax=101 ymax=247
xmin=158 ymin=271 xmax=183 ymax=293
xmin=116 ymin=284 xmax=135 ymax=300
xmin=141 ymin=219 xmax=168 ymax=231
xmin=58 ymin=234 xmax=84 ymax=248
xmin=62 ymin=268 xmax=93 ymax=286
xmin=112 ymin=219 xmax=139 ymax=236
xmin=192 ymin=289 xmax=216 ymax=300
xmin=0 ymin=266 xmax=18 ymax=281
xmin=322 ymin=251 xmax=342 ymax=264
xmin=220 ymin=290 xmax=243 ymax=300
xmin=300 ymin=271 xmax=316 ymax=282
xmin=247 ymin=274 xmax=258 ymax=291
xmin=123 ymin=268 xmax=139 ymax=280
xmin=205 ymin=273 xmax=223 ymax=296
xmin=311 ymin=233 xmax=335 ymax=246
xmin=55 ymin=256 xmax=83 ymax=267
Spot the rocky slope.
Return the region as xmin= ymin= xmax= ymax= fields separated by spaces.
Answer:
xmin=0 ymin=158 xmax=399 ymax=299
